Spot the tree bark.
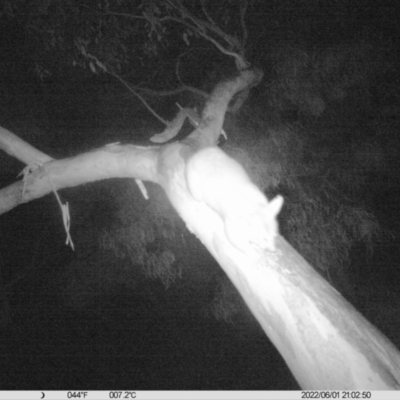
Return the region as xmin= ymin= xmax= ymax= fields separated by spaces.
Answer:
xmin=155 ymin=69 xmax=400 ymax=389
xmin=1 ymin=68 xmax=399 ymax=389
xmin=159 ymin=139 xmax=400 ymax=389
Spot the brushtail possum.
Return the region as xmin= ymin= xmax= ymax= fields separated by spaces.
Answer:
xmin=186 ymin=147 xmax=283 ymax=252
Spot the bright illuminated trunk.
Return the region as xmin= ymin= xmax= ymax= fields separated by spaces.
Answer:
xmin=162 ymin=143 xmax=400 ymax=390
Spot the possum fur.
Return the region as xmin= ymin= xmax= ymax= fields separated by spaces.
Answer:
xmin=186 ymin=147 xmax=283 ymax=252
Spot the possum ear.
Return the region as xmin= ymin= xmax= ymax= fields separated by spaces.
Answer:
xmin=268 ymin=195 xmax=284 ymax=217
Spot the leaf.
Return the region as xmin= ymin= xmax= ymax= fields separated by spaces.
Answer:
xmin=183 ymin=32 xmax=190 ymax=46
xmin=89 ymin=61 xmax=96 ymax=73
xmin=95 ymin=59 xmax=107 ymax=72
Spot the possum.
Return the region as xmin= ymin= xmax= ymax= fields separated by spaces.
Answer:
xmin=185 ymin=147 xmax=283 ymax=252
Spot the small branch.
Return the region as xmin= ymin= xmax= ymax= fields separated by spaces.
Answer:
xmin=174 ymin=51 xmax=209 ymax=98
xmin=174 ymin=1 xmax=243 ymax=51
xmin=132 ymin=54 xmax=210 ymax=100
xmin=200 ymin=0 xmax=218 ymax=27
xmin=109 ymin=70 xmax=168 ymax=126
xmin=137 ymin=84 xmax=208 ymax=99
xmin=239 ymin=0 xmax=249 ymax=47
xmin=83 ymin=4 xmax=145 ymax=21
xmin=78 ymin=49 xmax=169 ymax=126
xmin=161 ymin=2 xmax=247 ymax=68
xmin=168 ymin=14 xmax=246 ymax=67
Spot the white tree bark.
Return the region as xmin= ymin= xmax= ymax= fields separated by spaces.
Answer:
xmin=158 ymin=142 xmax=400 ymax=390
xmin=1 ymin=68 xmax=399 ymax=389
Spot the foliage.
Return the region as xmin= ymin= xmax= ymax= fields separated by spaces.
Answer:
xmin=97 ymin=181 xmax=184 ymax=289
xmin=264 ymin=39 xmax=374 ymax=121
xmin=208 ymin=277 xmax=241 ymax=324
xmin=0 ymin=0 xmax=248 ymax=86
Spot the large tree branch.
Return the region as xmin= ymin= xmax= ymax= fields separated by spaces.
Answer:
xmin=0 ymin=66 xmax=261 ymax=214
xmin=151 ymin=66 xmax=400 ymax=389
xmin=0 ymin=141 xmax=159 ymax=215
xmin=2 ymin=68 xmax=398 ymax=389
xmin=181 ymin=68 xmax=263 ymax=149
xmin=0 ymin=126 xmax=53 ymax=166
xmin=155 ymin=140 xmax=400 ymax=389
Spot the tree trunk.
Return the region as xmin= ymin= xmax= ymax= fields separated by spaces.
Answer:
xmin=154 ymin=69 xmax=400 ymax=389
xmin=164 ymin=150 xmax=400 ymax=388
